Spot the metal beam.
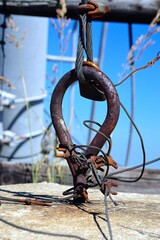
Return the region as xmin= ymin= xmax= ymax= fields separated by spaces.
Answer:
xmin=0 ymin=0 xmax=160 ymax=24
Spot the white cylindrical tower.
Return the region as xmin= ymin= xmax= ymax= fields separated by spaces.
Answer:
xmin=0 ymin=14 xmax=48 ymax=163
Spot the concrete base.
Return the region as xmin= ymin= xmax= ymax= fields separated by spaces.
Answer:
xmin=0 ymin=182 xmax=160 ymax=240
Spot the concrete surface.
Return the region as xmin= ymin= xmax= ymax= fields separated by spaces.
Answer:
xmin=0 ymin=182 xmax=160 ymax=240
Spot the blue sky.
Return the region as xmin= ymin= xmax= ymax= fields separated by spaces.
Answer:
xmin=45 ymin=18 xmax=160 ymax=169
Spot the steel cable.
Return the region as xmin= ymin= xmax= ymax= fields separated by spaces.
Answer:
xmin=104 ymin=187 xmax=113 ymax=240
xmin=75 ymin=14 xmax=86 ymax=83
xmin=83 ymin=120 xmax=112 ymax=156
xmin=75 ymin=2 xmax=93 ymax=84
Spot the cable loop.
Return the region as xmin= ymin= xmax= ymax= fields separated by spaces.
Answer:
xmin=75 ymin=11 xmax=93 ymax=84
xmin=75 ymin=0 xmax=109 ymax=84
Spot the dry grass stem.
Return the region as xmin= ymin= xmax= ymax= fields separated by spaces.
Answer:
xmin=118 ymin=9 xmax=160 ymax=82
xmin=0 ymin=76 xmax=15 ymax=89
xmin=56 ymin=0 xmax=67 ymax=18
xmin=5 ymin=16 xmax=27 ymax=49
xmin=116 ymin=52 xmax=160 ymax=86
xmin=50 ymin=0 xmax=71 ymax=55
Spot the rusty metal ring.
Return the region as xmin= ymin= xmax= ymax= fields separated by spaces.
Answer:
xmin=50 ymin=65 xmax=120 ymax=157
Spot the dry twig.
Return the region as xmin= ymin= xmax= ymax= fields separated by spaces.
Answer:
xmin=0 ymin=76 xmax=15 ymax=89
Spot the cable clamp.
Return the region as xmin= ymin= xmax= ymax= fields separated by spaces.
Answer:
xmin=83 ymin=61 xmax=100 ymax=70
xmin=78 ymin=1 xmax=110 ymax=19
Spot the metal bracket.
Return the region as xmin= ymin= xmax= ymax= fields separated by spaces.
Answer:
xmin=0 ymin=90 xmax=46 ymax=109
xmin=0 ymin=90 xmax=16 ymax=109
xmin=0 ymin=90 xmax=46 ymax=145
xmin=1 ymin=129 xmax=44 ymax=146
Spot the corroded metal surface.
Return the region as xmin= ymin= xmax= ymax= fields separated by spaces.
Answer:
xmin=50 ymin=65 xmax=120 ymax=202
xmin=50 ymin=65 xmax=120 ymax=156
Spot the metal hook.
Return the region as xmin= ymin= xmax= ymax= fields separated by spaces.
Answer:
xmin=50 ymin=65 xmax=120 ymax=202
